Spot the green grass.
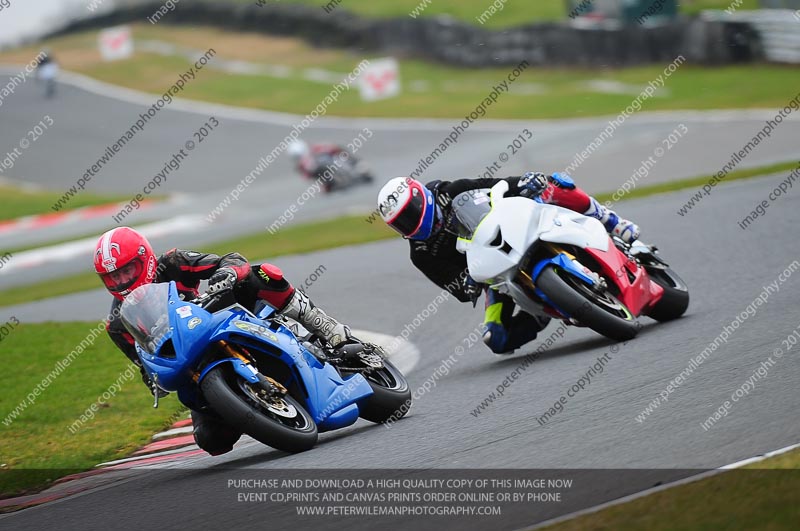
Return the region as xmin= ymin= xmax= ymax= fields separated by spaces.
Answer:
xmin=542 ymin=449 xmax=800 ymax=530
xmin=234 ymin=0 xmax=760 ymax=27
xmin=78 ymin=56 xmax=800 ymax=120
xmin=594 ymin=160 xmax=800 ymax=204
xmin=2 ymin=24 xmax=796 ymax=120
xmin=0 ymin=321 xmax=187 ymax=498
xmin=0 ymin=214 xmax=396 ymax=309
xmin=0 ymin=185 xmax=129 ymax=223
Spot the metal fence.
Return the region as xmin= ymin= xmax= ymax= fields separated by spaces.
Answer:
xmin=704 ymin=9 xmax=800 ymax=64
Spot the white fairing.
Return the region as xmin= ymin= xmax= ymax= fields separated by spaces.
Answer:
xmin=458 ymin=181 xmax=609 ymax=283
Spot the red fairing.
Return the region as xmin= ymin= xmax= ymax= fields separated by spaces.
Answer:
xmin=311 ymin=144 xmax=344 ymax=156
xmin=582 ymin=238 xmax=664 ymax=316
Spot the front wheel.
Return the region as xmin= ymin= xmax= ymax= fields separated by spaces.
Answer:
xmin=342 ymin=359 xmax=411 ymax=424
xmin=536 ymin=265 xmax=640 ymax=341
xmin=201 ymin=365 xmax=318 ymax=453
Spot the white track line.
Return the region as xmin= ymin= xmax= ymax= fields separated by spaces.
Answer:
xmin=95 ymin=446 xmax=200 ymax=468
xmin=151 ymin=426 xmax=194 ymax=440
xmin=525 ymin=442 xmax=800 ymax=530
xmin=352 ymin=329 xmax=421 ymax=375
xmin=0 ymin=214 xmax=205 ymax=275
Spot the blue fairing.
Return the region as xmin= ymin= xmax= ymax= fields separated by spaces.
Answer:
xmin=136 ymin=282 xmax=372 ymax=432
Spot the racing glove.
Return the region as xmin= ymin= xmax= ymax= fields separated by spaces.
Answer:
xmin=207 ymin=267 xmax=238 ymax=294
xmin=518 ymin=171 xmax=549 ymax=199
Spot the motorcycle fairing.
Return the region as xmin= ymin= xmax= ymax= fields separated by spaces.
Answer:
xmin=206 ymin=312 xmax=372 ymax=432
xmin=581 ymin=243 xmax=664 ymax=316
xmin=137 ymin=282 xmax=371 ymax=431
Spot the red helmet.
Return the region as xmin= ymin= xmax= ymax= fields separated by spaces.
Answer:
xmin=94 ymin=227 xmax=157 ymax=300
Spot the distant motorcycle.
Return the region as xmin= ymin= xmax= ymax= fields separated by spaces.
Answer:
xmin=314 ymin=153 xmax=374 ymax=193
xmin=453 ymin=181 xmax=689 ymax=341
xmin=120 ymin=282 xmax=410 ymax=453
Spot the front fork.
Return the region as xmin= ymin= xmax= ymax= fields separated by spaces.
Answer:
xmin=196 ymin=341 xmax=287 ymax=398
xmin=517 ymin=244 xmax=604 ymax=318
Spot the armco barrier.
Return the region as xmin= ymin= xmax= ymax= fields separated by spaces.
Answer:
xmin=50 ymin=1 xmax=764 ymax=67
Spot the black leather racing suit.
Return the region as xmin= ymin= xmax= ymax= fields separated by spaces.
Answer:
xmin=408 ymin=177 xmax=523 ymax=301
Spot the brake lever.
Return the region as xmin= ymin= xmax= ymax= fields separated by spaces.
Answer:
xmin=152 ymin=373 xmax=160 ymax=409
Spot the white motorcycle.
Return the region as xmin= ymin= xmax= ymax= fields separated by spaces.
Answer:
xmin=453 ymin=181 xmax=689 ymax=341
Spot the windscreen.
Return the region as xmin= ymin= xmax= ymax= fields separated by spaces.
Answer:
xmin=119 ymin=283 xmax=172 ymax=355
xmin=452 ymin=189 xmax=492 ymax=239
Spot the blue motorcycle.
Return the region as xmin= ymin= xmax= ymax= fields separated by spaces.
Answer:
xmin=119 ymin=281 xmax=411 ymax=453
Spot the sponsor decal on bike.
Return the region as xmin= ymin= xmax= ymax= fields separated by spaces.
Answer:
xmin=233 ymin=321 xmax=279 ymax=342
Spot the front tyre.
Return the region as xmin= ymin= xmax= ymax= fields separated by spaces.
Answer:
xmin=201 ymin=365 xmax=318 ymax=453
xmin=342 ymin=359 xmax=411 ymax=424
xmin=536 ymin=265 xmax=640 ymax=341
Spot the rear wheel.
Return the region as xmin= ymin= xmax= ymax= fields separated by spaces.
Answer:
xmin=644 ymin=266 xmax=689 ymax=321
xmin=201 ymin=365 xmax=318 ymax=453
xmin=536 ymin=265 xmax=640 ymax=341
xmin=341 ymin=359 xmax=411 ymax=424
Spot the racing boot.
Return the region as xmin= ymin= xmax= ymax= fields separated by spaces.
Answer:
xmin=484 ymin=313 xmax=551 ymax=355
xmin=584 ymin=197 xmax=640 ymax=243
xmin=482 ymin=290 xmax=551 ymax=354
xmin=280 ymin=289 xmax=361 ymax=360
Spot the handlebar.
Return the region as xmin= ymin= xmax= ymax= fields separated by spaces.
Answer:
xmin=189 ymin=287 xmax=235 ymax=311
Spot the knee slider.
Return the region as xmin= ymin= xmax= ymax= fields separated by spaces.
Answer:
xmin=258 ymin=263 xmax=284 ymax=283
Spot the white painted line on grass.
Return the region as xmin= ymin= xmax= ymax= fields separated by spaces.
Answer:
xmin=0 ymin=215 xmax=205 ymax=275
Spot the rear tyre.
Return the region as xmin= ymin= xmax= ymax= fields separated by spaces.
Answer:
xmin=644 ymin=266 xmax=689 ymax=321
xmin=201 ymin=365 xmax=318 ymax=453
xmin=342 ymin=359 xmax=411 ymax=424
xmin=536 ymin=265 xmax=640 ymax=341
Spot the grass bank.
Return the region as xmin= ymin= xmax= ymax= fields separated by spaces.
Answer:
xmin=0 ymin=23 xmax=794 ymax=120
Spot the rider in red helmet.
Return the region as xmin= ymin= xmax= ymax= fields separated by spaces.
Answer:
xmin=95 ymin=227 xmax=159 ymax=299
xmin=94 ymin=226 xmax=366 ymax=455
xmin=377 ymin=172 xmax=640 ymax=355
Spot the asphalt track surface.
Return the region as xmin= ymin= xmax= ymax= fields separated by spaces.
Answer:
xmin=1 ymin=68 xmax=799 ymax=287
xmin=1 ymin=62 xmax=799 ymax=528
xmin=3 ymin=172 xmax=800 ymax=530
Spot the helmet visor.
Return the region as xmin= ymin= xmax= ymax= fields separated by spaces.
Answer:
xmin=100 ymin=259 xmax=143 ymax=293
xmin=387 ymin=190 xmax=426 ymax=237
